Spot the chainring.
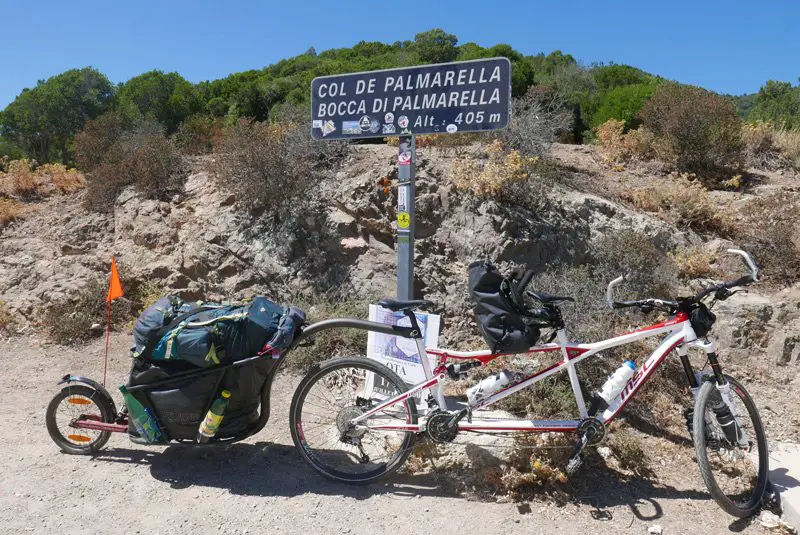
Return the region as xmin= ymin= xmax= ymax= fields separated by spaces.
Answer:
xmin=426 ymin=411 xmax=459 ymax=443
xmin=577 ymin=417 xmax=606 ymax=445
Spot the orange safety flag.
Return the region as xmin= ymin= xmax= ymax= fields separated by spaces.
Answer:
xmin=106 ymin=258 xmax=124 ymax=303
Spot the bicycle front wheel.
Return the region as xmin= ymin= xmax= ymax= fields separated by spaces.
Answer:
xmin=693 ymin=375 xmax=768 ymax=517
xmin=289 ymin=357 xmax=417 ymax=484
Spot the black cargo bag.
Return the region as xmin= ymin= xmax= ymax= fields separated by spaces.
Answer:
xmin=127 ymin=357 xmax=281 ymax=440
xmin=468 ymin=260 xmax=540 ymax=354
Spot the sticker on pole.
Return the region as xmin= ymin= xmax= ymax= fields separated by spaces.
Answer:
xmin=397 ymin=150 xmax=411 ymax=166
xmin=397 ymin=212 xmax=411 ymax=229
xmin=311 ymin=57 xmax=512 ymax=140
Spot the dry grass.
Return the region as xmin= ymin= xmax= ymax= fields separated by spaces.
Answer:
xmin=0 ymin=198 xmax=22 ymax=225
xmin=7 ymin=159 xmax=36 ymax=195
xmin=0 ymin=160 xmax=86 ymax=198
xmin=621 ymin=176 xmax=735 ymax=235
xmin=773 ymin=127 xmax=800 ymax=168
xmin=36 ymin=163 xmax=86 ymax=194
xmin=608 ymin=427 xmax=653 ymax=477
xmin=669 ymin=246 xmax=718 ymax=279
xmin=594 ymin=119 xmax=657 ymax=168
xmin=450 ymin=140 xmax=540 ymax=197
xmin=734 ymin=190 xmax=800 ymax=285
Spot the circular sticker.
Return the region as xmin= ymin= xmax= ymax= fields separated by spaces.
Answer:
xmin=369 ymin=118 xmax=381 ymax=133
xmin=384 ymin=112 xmax=394 ymax=124
xmin=446 ymin=124 xmax=458 ymax=133
xmin=397 ymin=212 xmax=411 ymax=229
xmin=397 ymin=151 xmax=411 ymax=165
xmin=359 ymin=115 xmax=372 ymax=131
xmin=398 ymin=115 xmax=409 ymax=128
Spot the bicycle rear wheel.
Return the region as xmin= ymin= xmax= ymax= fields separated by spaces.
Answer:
xmin=289 ymin=357 xmax=417 ymax=484
xmin=693 ymin=375 xmax=768 ymax=517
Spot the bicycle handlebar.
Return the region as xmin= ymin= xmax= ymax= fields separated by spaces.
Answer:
xmin=606 ymin=249 xmax=760 ymax=311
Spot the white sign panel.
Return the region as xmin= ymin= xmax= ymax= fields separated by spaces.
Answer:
xmin=365 ymin=305 xmax=440 ymax=408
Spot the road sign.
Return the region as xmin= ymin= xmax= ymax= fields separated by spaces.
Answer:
xmin=310 ymin=57 xmax=511 ymax=140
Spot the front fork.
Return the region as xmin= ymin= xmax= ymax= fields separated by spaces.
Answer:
xmin=677 ymin=341 xmax=748 ymax=447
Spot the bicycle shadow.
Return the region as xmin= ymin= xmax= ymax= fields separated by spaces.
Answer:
xmin=93 ymin=440 xmax=717 ymax=523
xmin=93 ymin=442 xmax=458 ymax=501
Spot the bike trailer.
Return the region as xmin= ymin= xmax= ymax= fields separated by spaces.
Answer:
xmin=127 ymin=295 xmax=305 ymax=440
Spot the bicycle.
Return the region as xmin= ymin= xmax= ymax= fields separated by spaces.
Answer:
xmin=289 ymin=249 xmax=769 ymax=518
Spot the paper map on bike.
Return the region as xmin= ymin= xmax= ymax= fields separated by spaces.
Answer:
xmin=365 ymin=305 xmax=440 ymax=409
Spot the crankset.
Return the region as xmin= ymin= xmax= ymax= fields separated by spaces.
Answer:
xmin=425 ymin=409 xmax=468 ymax=443
xmin=566 ymin=417 xmax=606 ymax=475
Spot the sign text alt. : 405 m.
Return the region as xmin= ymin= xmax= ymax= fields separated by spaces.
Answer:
xmin=311 ymin=57 xmax=511 ymax=140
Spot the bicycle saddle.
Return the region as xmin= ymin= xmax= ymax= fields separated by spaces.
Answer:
xmin=377 ymin=298 xmax=435 ymax=312
xmin=527 ymin=290 xmax=575 ymax=304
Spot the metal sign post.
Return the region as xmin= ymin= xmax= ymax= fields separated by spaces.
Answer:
xmin=310 ymin=58 xmax=512 ymax=299
xmin=396 ymin=135 xmax=415 ymax=300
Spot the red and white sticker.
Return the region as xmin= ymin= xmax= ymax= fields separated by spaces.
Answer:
xmin=398 ymin=150 xmax=411 ymax=165
xmin=398 ymin=115 xmax=409 ymax=128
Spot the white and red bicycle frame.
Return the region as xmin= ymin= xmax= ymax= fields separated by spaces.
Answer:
xmin=352 ymin=311 xmax=714 ymax=434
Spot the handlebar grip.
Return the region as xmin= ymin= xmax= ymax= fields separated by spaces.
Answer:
xmin=724 ymin=274 xmax=754 ymax=289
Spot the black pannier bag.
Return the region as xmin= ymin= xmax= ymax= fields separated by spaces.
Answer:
xmin=127 ymin=297 xmax=306 ymax=440
xmin=467 ymin=261 xmax=540 ymax=354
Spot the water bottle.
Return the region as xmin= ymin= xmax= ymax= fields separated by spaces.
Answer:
xmin=597 ymin=361 xmax=636 ymax=404
xmin=119 ymin=385 xmax=163 ymax=443
xmin=467 ymin=370 xmax=515 ymax=405
xmin=196 ymin=390 xmax=231 ymax=443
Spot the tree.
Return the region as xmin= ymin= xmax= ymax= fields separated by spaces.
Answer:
xmin=117 ymin=71 xmax=201 ymax=133
xmin=0 ymin=68 xmax=114 ymax=163
xmin=413 ymin=29 xmax=458 ymax=64
xmin=590 ymin=83 xmax=657 ymax=129
xmin=748 ymin=80 xmax=800 ymax=129
xmin=591 ymin=64 xmax=650 ymax=90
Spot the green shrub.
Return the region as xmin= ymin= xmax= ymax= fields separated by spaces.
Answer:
xmin=590 ymin=83 xmax=657 ymax=130
xmin=592 ymin=64 xmax=651 ymax=90
xmin=639 ymin=84 xmax=744 ymax=172
xmin=748 ymin=80 xmax=800 ymax=130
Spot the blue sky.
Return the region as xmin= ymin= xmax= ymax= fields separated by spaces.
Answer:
xmin=0 ymin=0 xmax=797 ymax=108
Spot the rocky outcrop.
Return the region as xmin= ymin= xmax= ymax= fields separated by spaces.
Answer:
xmin=2 ymin=143 xmax=793 ymax=368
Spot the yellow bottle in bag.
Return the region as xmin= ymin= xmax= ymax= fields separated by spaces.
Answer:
xmin=196 ymin=390 xmax=231 ymax=443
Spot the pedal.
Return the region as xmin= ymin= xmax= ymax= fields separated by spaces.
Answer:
xmin=566 ymin=455 xmax=583 ymax=475
xmin=565 ymin=430 xmax=590 ymax=475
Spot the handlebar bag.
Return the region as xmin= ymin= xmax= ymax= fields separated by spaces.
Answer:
xmin=690 ymin=302 xmax=716 ymax=337
xmin=468 ymin=261 xmax=540 ymax=353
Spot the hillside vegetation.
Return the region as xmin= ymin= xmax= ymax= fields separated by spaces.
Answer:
xmin=1 ymin=28 xmax=799 ymax=167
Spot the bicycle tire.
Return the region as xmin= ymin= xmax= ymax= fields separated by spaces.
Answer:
xmin=46 ymin=385 xmax=114 ymax=455
xmin=290 ymin=357 xmax=417 ymax=484
xmin=693 ymin=375 xmax=768 ymax=517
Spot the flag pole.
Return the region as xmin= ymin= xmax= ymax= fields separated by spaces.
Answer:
xmin=105 ymin=257 xmax=124 ymax=388
xmin=104 ymin=300 xmax=111 ymax=387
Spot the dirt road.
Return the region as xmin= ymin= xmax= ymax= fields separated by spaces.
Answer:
xmin=1 ymin=334 xmax=770 ymax=535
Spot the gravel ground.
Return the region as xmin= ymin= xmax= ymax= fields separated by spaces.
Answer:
xmin=0 ymin=333 xmax=776 ymax=535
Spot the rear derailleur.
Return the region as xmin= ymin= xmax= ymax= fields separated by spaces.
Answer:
xmin=566 ymin=417 xmax=606 ymax=475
